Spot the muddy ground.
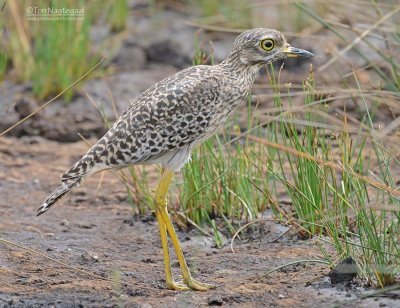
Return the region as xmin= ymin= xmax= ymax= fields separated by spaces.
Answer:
xmin=1 ymin=2 xmax=400 ymax=308
xmin=2 ymin=137 xmax=398 ymax=308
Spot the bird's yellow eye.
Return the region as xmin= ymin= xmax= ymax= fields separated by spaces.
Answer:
xmin=260 ymin=38 xmax=275 ymax=51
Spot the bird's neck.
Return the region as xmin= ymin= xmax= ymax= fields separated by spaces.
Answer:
xmin=219 ymin=52 xmax=260 ymax=86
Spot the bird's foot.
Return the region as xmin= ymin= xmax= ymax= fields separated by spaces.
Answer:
xmin=167 ymin=280 xmax=189 ymax=291
xmin=185 ymin=277 xmax=216 ymax=291
xmin=167 ymin=277 xmax=215 ymax=291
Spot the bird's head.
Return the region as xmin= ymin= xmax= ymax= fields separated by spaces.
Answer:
xmin=230 ymin=28 xmax=314 ymax=66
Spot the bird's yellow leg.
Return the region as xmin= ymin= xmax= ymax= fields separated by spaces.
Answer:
xmin=154 ymin=169 xmax=214 ymax=291
xmin=154 ymin=169 xmax=188 ymax=290
xmin=155 ymin=210 xmax=188 ymax=290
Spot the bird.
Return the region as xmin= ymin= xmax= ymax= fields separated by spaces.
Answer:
xmin=36 ymin=28 xmax=313 ymax=290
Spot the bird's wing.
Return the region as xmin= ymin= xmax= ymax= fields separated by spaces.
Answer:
xmin=62 ymin=66 xmax=223 ymax=179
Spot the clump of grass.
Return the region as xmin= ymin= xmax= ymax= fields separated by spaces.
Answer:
xmin=106 ymin=0 xmax=128 ymax=32
xmin=280 ymin=0 xmax=400 ymax=287
xmin=0 ymin=48 xmax=8 ymax=82
xmin=1 ymin=0 xmax=128 ymax=101
xmin=0 ymin=16 xmax=7 ymax=82
xmin=261 ymin=63 xmax=400 ymax=287
xmin=32 ymin=3 xmax=98 ymax=101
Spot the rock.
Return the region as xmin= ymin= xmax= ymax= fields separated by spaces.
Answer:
xmin=328 ymin=256 xmax=358 ymax=284
xmin=60 ymin=219 xmax=70 ymax=227
xmin=80 ymin=252 xmax=99 ymax=264
xmin=208 ymin=295 xmax=223 ymax=306
xmin=146 ymin=40 xmax=191 ymax=69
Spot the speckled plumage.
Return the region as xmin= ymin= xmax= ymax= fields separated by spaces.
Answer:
xmin=37 ymin=28 xmax=313 ymax=216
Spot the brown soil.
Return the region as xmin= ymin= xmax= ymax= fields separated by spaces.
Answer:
xmin=2 ymin=3 xmax=400 ymax=307
xmin=1 ymin=137 xmax=397 ymax=308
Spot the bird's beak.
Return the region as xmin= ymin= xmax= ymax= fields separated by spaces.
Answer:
xmin=281 ymin=45 xmax=314 ymax=58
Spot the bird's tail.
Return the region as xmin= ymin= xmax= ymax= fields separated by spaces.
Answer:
xmin=36 ymin=177 xmax=82 ymax=216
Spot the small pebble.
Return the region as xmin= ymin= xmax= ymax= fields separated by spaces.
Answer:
xmin=60 ymin=219 xmax=69 ymax=226
xmin=208 ymin=295 xmax=223 ymax=306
